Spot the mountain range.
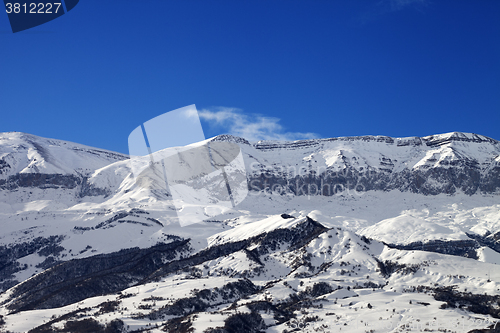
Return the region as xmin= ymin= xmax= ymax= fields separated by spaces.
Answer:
xmin=0 ymin=131 xmax=499 ymax=333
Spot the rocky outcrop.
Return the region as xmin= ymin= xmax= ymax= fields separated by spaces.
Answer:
xmin=247 ymin=164 xmax=499 ymax=196
xmin=0 ymin=173 xmax=112 ymax=198
xmin=0 ymin=173 xmax=81 ymax=191
xmin=247 ymin=133 xmax=500 ymax=196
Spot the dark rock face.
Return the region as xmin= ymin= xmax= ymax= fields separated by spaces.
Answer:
xmin=0 ymin=173 xmax=81 ymax=191
xmin=0 ymin=173 xmax=111 ymax=197
xmin=247 ymin=134 xmax=500 ymax=196
xmin=246 ymin=164 xmax=496 ymax=196
xmin=78 ymin=176 xmax=111 ymax=197
xmin=481 ymin=165 xmax=500 ymax=193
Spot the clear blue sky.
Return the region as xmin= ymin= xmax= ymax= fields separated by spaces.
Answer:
xmin=1 ymin=0 xmax=499 ymax=154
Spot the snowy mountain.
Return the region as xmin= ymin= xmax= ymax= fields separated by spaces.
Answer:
xmin=246 ymin=132 xmax=500 ymax=196
xmin=0 ymin=131 xmax=499 ymax=333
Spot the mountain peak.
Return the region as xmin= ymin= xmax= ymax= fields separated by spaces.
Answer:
xmin=210 ymin=134 xmax=251 ymax=145
xmin=423 ymin=132 xmax=498 ymax=146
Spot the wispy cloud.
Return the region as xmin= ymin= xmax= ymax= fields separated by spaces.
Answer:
xmin=358 ymin=0 xmax=429 ymax=24
xmin=384 ymin=0 xmax=428 ymax=11
xmin=198 ymin=107 xmax=319 ymax=142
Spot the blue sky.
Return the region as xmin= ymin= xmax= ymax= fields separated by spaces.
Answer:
xmin=1 ymin=0 xmax=499 ymax=154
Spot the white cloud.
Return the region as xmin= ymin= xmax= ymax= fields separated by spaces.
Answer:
xmin=383 ymin=0 xmax=428 ymax=11
xmin=198 ymin=107 xmax=319 ymax=142
xmin=359 ymin=0 xmax=428 ymax=25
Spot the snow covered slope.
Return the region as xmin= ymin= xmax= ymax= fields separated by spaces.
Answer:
xmin=245 ymin=131 xmax=500 ymax=196
xmin=1 ymin=213 xmax=498 ymax=333
xmin=0 ymin=132 xmax=127 ymax=178
xmin=0 ymin=131 xmax=498 ymax=332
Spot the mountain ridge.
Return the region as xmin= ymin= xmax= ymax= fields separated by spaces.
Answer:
xmin=2 ymin=130 xmax=498 ymax=155
xmin=0 ymin=131 xmax=499 ymax=332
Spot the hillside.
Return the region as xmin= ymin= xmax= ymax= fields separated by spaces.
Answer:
xmin=0 ymin=131 xmax=498 ymax=332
